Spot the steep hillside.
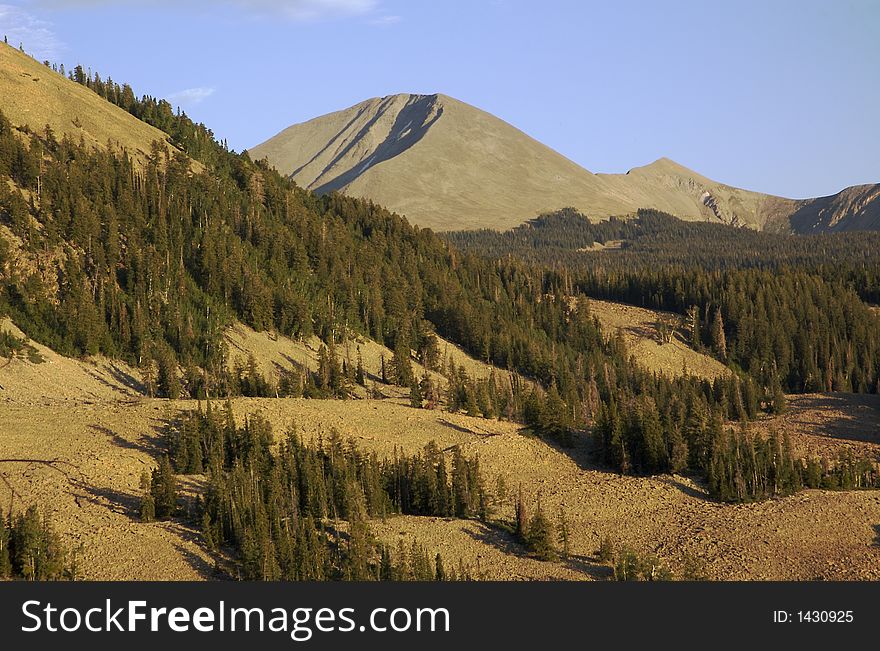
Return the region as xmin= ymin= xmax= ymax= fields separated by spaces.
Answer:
xmin=786 ymin=184 xmax=880 ymax=233
xmin=610 ymin=157 xmax=798 ymax=230
xmin=0 ymin=317 xmax=144 ymax=405
xmin=0 ymin=42 xmax=173 ymax=160
xmin=252 ymin=93 xmax=878 ymax=233
xmin=5 ymin=389 xmax=877 ymax=580
xmin=224 ymin=321 xmax=525 ymax=401
xmin=587 ymin=299 xmax=729 ymax=380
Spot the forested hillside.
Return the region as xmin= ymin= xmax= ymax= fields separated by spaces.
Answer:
xmin=2 ymin=59 xmax=878 ymax=507
xmin=447 ymin=210 xmax=880 ymax=395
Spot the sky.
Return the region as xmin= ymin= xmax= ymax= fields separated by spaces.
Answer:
xmin=1 ymin=0 xmax=877 ymax=199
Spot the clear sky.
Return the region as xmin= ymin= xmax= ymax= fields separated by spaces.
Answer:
xmin=1 ymin=0 xmax=877 ymax=199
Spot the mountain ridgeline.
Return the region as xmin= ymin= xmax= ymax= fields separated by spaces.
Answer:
xmin=251 ymin=93 xmax=880 ymax=234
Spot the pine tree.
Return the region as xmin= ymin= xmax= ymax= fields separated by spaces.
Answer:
xmin=556 ymin=509 xmax=570 ymax=558
xmin=391 ymin=339 xmax=414 ymax=387
xmin=514 ymin=484 xmax=528 ymax=540
xmin=598 ymin=535 xmax=615 ymax=563
xmin=155 ymin=345 xmax=181 ymax=399
xmin=355 ymin=349 xmax=366 ymax=386
xmin=0 ymin=507 xmax=10 ymax=578
xmin=687 ymin=305 xmax=701 ymax=350
xmin=771 ymin=382 xmax=787 ymax=415
xmin=409 ymin=383 xmax=423 ymax=408
xmin=139 ymin=469 xmax=156 ymax=522
xmin=434 ymin=553 xmax=446 ymax=581
xmin=151 ymin=455 xmax=178 ymax=519
xmin=526 ymin=498 xmax=556 ymax=561
xmin=710 ymin=307 xmax=727 ymax=361
xmin=419 ymin=369 xmax=437 ymax=408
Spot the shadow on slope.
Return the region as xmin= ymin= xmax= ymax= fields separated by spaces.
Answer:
xmin=312 ymin=94 xmax=443 ymax=195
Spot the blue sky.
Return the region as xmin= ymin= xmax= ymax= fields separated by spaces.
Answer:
xmin=1 ymin=0 xmax=877 ymax=198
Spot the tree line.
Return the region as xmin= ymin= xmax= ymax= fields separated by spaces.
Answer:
xmin=1 ymin=100 xmax=754 ymax=469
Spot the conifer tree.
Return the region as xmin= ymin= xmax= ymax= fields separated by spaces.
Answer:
xmin=355 ymin=349 xmax=366 ymax=386
xmin=0 ymin=507 xmax=10 ymax=578
xmin=151 ymin=455 xmax=178 ymax=519
xmin=409 ymin=383 xmax=422 ymax=408
xmin=710 ymin=307 xmax=727 ymax=361
xmin=391 ymin=339 xmax=414 ymax=387
xmin=771 ymin=381 xmax=787 ymax=415
xmin=526 ymin=498 xmax=556 ymax=561
xmin=556 ymin=508 xmax=571 ymax=558
xmin=686 ymin=305 xmax=701 ymax=350
xmin=514 ymin=484 xmax=528 ymax=540
xmin=139 ymin=470 xmax=156 ymax=522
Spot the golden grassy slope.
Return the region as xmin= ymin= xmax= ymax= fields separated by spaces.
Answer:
xmin=0 ymin=42 xmax=175 ymax=161
xmin=224 ymin=321 xmax=522 ymax=399
xmin=587 ymin=299 xmax=730 ymax=380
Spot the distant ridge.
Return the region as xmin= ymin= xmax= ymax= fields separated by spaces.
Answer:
xmin=252 ymin=93 xmax=880 ymax=233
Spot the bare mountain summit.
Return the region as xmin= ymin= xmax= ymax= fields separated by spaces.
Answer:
xmin=251 ymin=93 xmax=879 ymax=233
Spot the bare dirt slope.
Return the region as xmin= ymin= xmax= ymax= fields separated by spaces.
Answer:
xmin=3 ymin=391 xmax=880 ymax=581
xmin=0 ymin=318 xmax=144 ymax=405
xmin=0 ymin=400 xmax=215 ymax=580
xmin=252 ymin=93 xmax=879 ymax=233
xmin=755 ymin=393 xmax=880 ymax=462
xmin=0 ymin=43 xmax=174 ymax=161
xmin=786 ymin=184 xmax=880 ymax=233
xmin=587 ymin=300 xmax=729 ymax=380
xmin=225 ymin=321 xmax=521 ymax=396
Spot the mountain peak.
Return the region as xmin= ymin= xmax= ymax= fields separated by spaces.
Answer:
xmin=250 ymin=94 xmax=878 ymax=233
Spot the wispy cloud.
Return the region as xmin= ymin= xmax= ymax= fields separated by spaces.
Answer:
xmin=368 ymin=13 xmax=400 ymax=27
xmin=168 ymin=86 xmax=216 ymax=107
xmin=0 ymin=3 xmax=64 ymax=59
xmin=267 ymin=0 xmax=378 ymax=21
xmin=33 ymin=0 xmax=379 ymax=21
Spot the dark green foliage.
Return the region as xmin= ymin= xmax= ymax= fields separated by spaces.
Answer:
xmin=556 ymin=508 xmax=570 ymax=558
xmin=598 ymin=535 xmax=615 ymax=564
xmin=707 ymin=429 xmax=880 ymax=502
xmin=138 ymin=470 xmax=156 ymax=522
xmin=448 ymin=209 xmax=880 ymax=397
xmin=512 ymin=492 xmax=557 ymax=560
xmin=0 ymin=505 xmax=72 ymax=580
xmin=150 ymin=455 xmax=178 ymax=519
xmin=355 ymin=349 xmax=366 ymax=386
xmin=0 ymin=507 xmax=10 ymax=578
xmin=0 ymin=329 xmax=43 ymax=362
xmin=525 ymin=500 xmax=556 ymax=561
xmin=1 ymin=101 xmax=754 ymax=459
xmin=164 ymin=405 xmax=481 ymax=580
xmin=612 ymin=547 xmax=673 ymax=581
